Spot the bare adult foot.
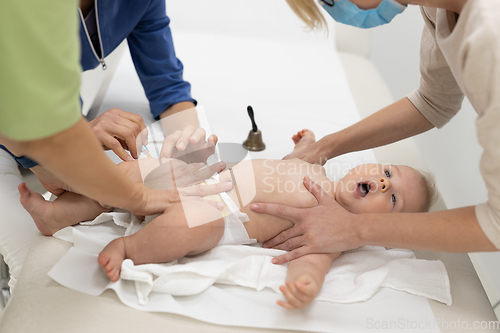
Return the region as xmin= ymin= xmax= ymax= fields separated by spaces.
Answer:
xmin=18 ymin=182 xmax=59 ymax=236
xmin=292 ymin=129 xmax=316 ymax=150
xmin=98 ymin=238 xmax=127 ymax=282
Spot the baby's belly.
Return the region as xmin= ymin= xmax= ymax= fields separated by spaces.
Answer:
xmin=218 ymin=159 xmax=332 ymax=242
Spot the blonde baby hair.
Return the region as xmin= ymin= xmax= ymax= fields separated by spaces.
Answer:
xmin=419 ymin=170 xmax=438 ymax=212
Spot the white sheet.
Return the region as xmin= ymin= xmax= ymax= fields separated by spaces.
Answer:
xmin=50 ymin=213 xmax=451 ymax=307
xmin=49 ymin=221 xmax=445 ymax=333
xmin=121 ymin=247 xmax=451 ymax=304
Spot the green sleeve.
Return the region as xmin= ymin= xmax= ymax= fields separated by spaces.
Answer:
xmin=0 ymin=0 xmax=81 ymax=141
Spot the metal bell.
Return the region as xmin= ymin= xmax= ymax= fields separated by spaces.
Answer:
xmin=243 ymin=129 xmax=266 ymax=151
xmin=242 ymin=105 xmax=265 ymax=151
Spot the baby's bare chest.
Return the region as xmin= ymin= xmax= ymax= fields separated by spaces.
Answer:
xmin=220 ymin=159 xmax=331 ymax=208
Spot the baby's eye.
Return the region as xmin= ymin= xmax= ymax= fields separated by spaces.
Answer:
xmin=385 ymin=170 xmax=391 ymax=178
xmin=392 ymin=194 xmax=397 ymax=206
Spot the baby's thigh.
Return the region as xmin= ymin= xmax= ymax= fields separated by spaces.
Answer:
xmin=164 ymin=201 xmax=226 ymax=255
xmin=124 ymin=202 xmax=225 ymax=263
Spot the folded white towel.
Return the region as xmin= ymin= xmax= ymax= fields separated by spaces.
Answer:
xmin=76 ymin=211 xmax=452 ymax=306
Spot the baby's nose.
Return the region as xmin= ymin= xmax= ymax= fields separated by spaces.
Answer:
xmin=379 ymin=178 xmax=391 ymax=193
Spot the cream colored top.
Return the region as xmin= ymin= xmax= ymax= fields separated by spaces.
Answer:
xmin=407 ymin=0 xmax=500 ymax=249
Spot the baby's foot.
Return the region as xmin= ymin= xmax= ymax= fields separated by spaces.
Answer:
xmin=98 ymin=238 xmax=127 ymax=282
xmin=292 ymin=129 xmax=316 ymax=149
xmin=19 ymin=183 xmax=58 ymax=236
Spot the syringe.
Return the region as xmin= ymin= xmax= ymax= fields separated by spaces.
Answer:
xmin=141 ymin=145 xmax=153 ymax=158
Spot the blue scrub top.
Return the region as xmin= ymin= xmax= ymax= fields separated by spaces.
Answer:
xmin=79 ymin=0 xmax=195 ymax=119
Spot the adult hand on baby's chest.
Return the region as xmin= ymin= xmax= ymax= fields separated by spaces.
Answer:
xmin=251 ymin=176 xmax=359 ymax=264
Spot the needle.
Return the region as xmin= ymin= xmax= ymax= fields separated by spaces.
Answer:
xmin=141 ymin=145 xmax=152 ymax=158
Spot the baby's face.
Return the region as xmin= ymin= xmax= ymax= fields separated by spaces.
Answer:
xmin=335 ymin=163 xmax=426 ymax=214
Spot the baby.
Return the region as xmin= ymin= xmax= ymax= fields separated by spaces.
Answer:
xmin=19 ymin=130 xmax=435 ymax=310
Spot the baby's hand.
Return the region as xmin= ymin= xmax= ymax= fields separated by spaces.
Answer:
xmin=277 ymin=275 xmax=320 ymax=310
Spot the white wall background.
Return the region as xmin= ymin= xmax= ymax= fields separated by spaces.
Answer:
xmin=368 ymin=5 xmax=500 ymax=315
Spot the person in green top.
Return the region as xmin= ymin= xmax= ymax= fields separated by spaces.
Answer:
xmin=0 ymin=0 xmax=226 ymax=216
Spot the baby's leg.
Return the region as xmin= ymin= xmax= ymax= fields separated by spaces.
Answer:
xmin=19 ymin=183 xmax=110 ymax=236
xmin=291 ymin=129 xmax=316 ymax=154
xmin=98 ymin=201 xmax=225 ymax=282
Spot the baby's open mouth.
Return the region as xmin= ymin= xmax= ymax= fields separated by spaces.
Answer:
xmin=358 ymin=183 xmax=371 ymax=198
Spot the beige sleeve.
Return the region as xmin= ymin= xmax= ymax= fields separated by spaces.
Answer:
xmin=406 ymin=7 xmax=464 ymax=129
xmin=462 ymin=2 xmax=500 ymax=249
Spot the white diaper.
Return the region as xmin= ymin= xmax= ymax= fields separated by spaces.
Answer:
xmin=201 ymin=174 xmax=257 ymax=246
xmin=141 ymin=174 xmax=256 ymax=246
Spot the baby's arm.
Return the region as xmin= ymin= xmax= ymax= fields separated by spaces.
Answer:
xmin=278 ymin=252 xmax=340 ymax=310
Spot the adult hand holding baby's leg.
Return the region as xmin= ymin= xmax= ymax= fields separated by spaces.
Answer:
xmin=124 ymin=182 xmax=229 ymax=216
xmin=171 ymin=160 xmax=225 ymax=188
xmin=140 ymin=160 xmax=231 ymax=210
xmin=282 ymin=134 xmax=332 ymax=165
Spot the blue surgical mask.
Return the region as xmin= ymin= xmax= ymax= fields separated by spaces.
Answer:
xmin=320 ymin=0 xmax=407 ymax=29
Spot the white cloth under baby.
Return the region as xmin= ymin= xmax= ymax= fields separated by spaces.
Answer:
xmin=121 ymin=245 xmax=451 ymax=306
xmin=73 ymin=211 xmax=451 ymax=307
